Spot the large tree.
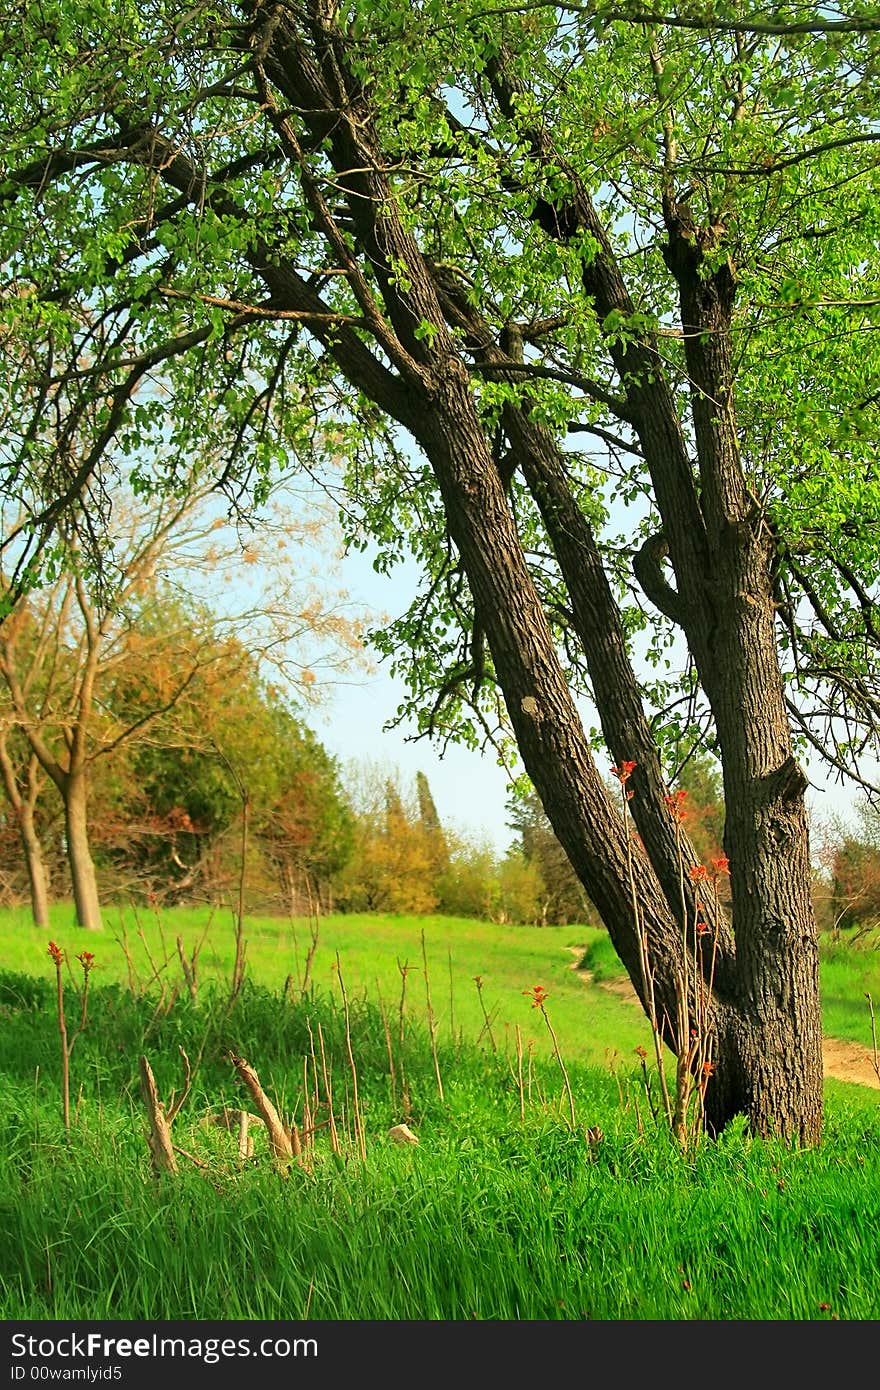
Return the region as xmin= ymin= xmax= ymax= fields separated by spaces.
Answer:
xmin=3 ymin=2 xmax=880 ymax=1140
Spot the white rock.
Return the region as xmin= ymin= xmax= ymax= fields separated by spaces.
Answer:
xmin=388 ymin=1123 xmax=419 ymax=1145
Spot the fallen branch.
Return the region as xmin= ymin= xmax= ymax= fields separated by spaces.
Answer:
xmin=228 ymin=1053 xmax=293 ymax=1162
xmin=139 ymin=1055 xmax=178 ymax=1174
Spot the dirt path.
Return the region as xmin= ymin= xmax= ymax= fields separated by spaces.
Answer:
xmin=569 ymin=950 xmax=880 ymax=1091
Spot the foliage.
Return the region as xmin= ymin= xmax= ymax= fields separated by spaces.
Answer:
xmin=433 ymin=830 xmax=547 ymax=924
xmin=433 ymin=833 xmax=502 ymax=921
xmin=333 ymin=770 xmax=442 ymax=914
xmin=332 ymin=764 xmax=561 ymax=924
xmin=4 ymin=2 xmax=878 ymax=761
xmin=507 ymin=786 xmax=595 ymax=924
xmin=4 ymin=0 xmax=880 ymax=1138
xmin=828 ymin=836 xmax=880 ymax=939
xmin=100 ymin=615 xmax=355 ymax=909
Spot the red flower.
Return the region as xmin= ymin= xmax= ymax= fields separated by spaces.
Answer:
xmin=523 ymin=984 xmax=549 ymax=1009
xmin=76 ymin=950 xmax=96 ymax=974
xmin=664 ymin=789 xmax=688 ymax=823
xmin=688 ymin=864 xmax=709 ymax=883
xmin=696 ymin=920 xmax=710 ymax=936
xmin=611 ymin=760 xmax=637 ymax=784
xmin=710 ymin=856 xmax=730 ymax=877
xmin=634 ymin=1044 xmax=647 ymax=1060
xmin=702 ymin=1060 xmax=715 ymax=1077
xmin=47 ymin=941 xmax=64 ymax=967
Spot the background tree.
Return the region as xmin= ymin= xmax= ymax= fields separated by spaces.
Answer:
xmin=670 ymin=749 xmax=727 ymax=874
xmin=0 ymin=482 xmax=367 ymax=926
xmin=434 ymin=831 xmax=503 ymax=922
xmin=94 ymin=599 xmax=266 ymax=903
xmin=416 ymin=769 xmax=450 ymax=878
xmin=0 ymin=552 xmax=127 ymax=929
xmin=829 ymin=837 xmax=880 ymax=942
xmin=506 ymin=786 xmax=594 ymax=925
xmin=3 ymin=3 xmax=880 ymax=1139
xmin=811 ymin=799 xmax=880 ymax=944
xmin=0 ymin=705 xmax=54 ymax=926
xmin=250 ymin=699 xmax=355 ymax=913
xmin=333 ymin=765 xmax=440 ymax=914
xmin=17 ymin=606 xmax=357 ymax=920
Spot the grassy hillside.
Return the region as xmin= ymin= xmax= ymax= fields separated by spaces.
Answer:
xmin=0 ymin=905 xmax=657 ymax=1067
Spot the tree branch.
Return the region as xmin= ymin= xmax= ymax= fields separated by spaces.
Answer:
xmin=632 ymin=532 xmax=687 ymax=626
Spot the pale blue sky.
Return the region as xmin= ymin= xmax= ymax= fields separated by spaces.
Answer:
xmin=311 ymin=540 xmax=519 ymax=854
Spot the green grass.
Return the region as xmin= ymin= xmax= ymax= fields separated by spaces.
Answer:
xmin=4 ymin=904 xmax=657 ymax=1067
xmin=0 ymin=905 xmax=878 ymax=1321
xmin=582 ymin=926 xmax=880 ymax=1054
xmin=3 ymin=1098 xmax=879 ymax=1320
xmin=815 ymin=939 xmax=880 ymax=1052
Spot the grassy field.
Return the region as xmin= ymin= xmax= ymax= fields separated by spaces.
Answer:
xmin=0 ymin=902 xmax=657 ymax=1067
xmin=0 ymin=904 xmax=878 ymax=1321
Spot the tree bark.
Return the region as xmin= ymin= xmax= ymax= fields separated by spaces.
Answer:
xmin=63 ymin=767 xmax=103 ymax=931
xmin=411 ymin=365 xmax=682 ymax=998
xmin=0 ymin=741 xmax=51 ymax=928
xmin=20 ymin=802 xmax=51 ymax=930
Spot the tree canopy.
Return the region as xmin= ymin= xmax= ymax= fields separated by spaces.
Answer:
xmin=1 ymin=2 xmax=878 ymax=774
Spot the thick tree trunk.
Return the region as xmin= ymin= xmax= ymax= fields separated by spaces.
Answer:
xmin=699 ymin=554 xmax=823 ymax=1141
xmin=665 ymin=239 xmax=824 ymax=1143
xmin=695 ymin=589 xmax=824 ymax=1142
xmin=63 ymin=769 xmax=102 ymax=930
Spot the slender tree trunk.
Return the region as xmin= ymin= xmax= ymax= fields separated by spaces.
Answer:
xmin=411 ymin=365 xmax=683 ymax=1002
xmin=63 ymin=768 xmax=102 ymax=930
xmin=0 ymin=741 xmax=51 ymax=927
xmin=20 ymin=803 xmax=51 ymax=929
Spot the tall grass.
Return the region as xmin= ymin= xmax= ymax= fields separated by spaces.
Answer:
xmin=0 ymin=907 xmax=656 ymax=1067
xmin=0 ymin=907 xmax=878 ymax=1321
